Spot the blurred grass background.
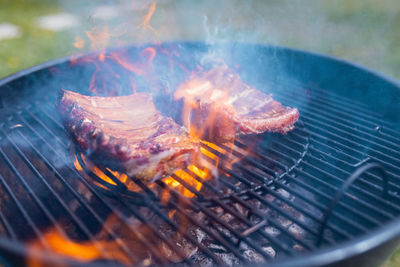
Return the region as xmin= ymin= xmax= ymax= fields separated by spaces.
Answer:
xmin=2 ymin=0 xmax=400 ymax=80
xmin=0 ymin=0 xmax=400 ymax=266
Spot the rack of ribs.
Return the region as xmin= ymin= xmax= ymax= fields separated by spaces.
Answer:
xmin=174 ymin=63 xmax=300 ymax=142
xmin=57 ymin=90 xmax=198 ymax=183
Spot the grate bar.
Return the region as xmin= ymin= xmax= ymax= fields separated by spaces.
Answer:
xmin=278 ymin=88 xmax=388 ymax=130
xmin=104 ymin=166 xmax=234 ymax=264
xmin=0 ymin=74 xmax=396 ymax=266
xmin=0 ymin=146 xmax=57 ymax=249
xmin=76 ymin=158 xmax=175 ymax=265
xmin=155 ymin=181 xmax=248 ymax=262
xmin=304 ymin=138 xmax=400 ymax=184
xmin=12 ymin=121 xmax=141 ymax=263
xmin=37 ymin=104 xmax=66 ymax=130
xmin=38 ymin=104 xmax=192 ymax=262
xmin=302 ymin=115 xmax=400 ymax=158
xmin=236 ymin=140 xmax=389 ymax=234
xmin=263 ymin=182 xmax=370 ymax=233
xmin=212 ymin=197 xmax=309 ymax=253
xmin=0 ymin=128 xmax=119 ymax=259
xmin=211 ymin=202 xmax=280 ymax=260
xmin=248 ymin=140 xmax=378 ymax=220
xmin=308 ymin=90 xmax=400 ymax=135
xmin=273 ymin=180 xmax=384 ymax=231
xmin=216 ymin=141 xmax=371 ymax=237
xmin=276 ymin=91 xmax=400 ymax=145
xmin=113 ymin=198 xmax=195 ymax=266
xmin=295 ymin=100 xmax=400 ymax=146
xmin=157 ymin=179 xmax=263 ymax=260
xmin=298 ymin=160 xmax=397 ymax=217
xmin=202 ymin=142 xmax=350 ymax=240
xmin=24 ymin=107 xmax=68 ymax=149
xmin=300 ymin=122 xmax=400 ymax=168
xmin=229 ymin=194 xmax=294 ymax=255
xmin=100 ymin=168 xmax=223 ymax=265
xmin=0 ymin=140 xmax=70 ymax=232
xmin=247 ymin=190 xmax=319 ymax=237
xmin=231 ymin=192 xmax=322 ymax=250
xmin=316 ymin=163 xmax=388 ymax=246
xmin=21 ymin=107 xmax=173 ymax=265
xmin=229 ymin=193 xmax=312 ymax=252
xmin=291 ymin=130 xmax=400 ymax=194
xmin=304 ymin=149 xmax=400 ymax=211
xmin=0 ymin=172 xmax=46 ymax=246
xmin=282 ymin=130 xmax=400 ymax=195
xmin=186 ymin=168 xmax=220 ymax=194
xmin=293 ymin=128 xmax=400 ymax=177
xmin=0 ymin=207 xmax=17 ymax=241
xmin=308 ymin=86 xmax=380 ymax=114
xmin=289 ymin=168 xmax=391 ymax=235
xmin=142 ymin=203 xmax=222 ymax=264
xmin=171 ymin=186 xmax=275 ymax=262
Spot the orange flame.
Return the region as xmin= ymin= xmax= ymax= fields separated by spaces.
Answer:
xmin=47 ymin=1 xmax=263 ymax=266
xmin=86 ymin=26 xmax=112 ymax=52
xmin=174 ymin=63 xmax=242 ymax=143
xmin=74 ymin=153 xmax=213 ymax=201
xmin=27 ymin=215 xmax=134 ymax=267
xmin=137 ymin=2 xmax=158 ymax=35
xmin=27 ymin=212 xmax=160 ymax=266
xmin=172 ymin=63 xmax=257 ymax=172
xmin=37 ymin=229 xmax=128 ymax=262
xmin=109 ymin=47 xmax=157 ymax=76
xmin=74 ymin=155 xmax=144 ymax=192
xmin=162 ymin=166 xmax=208 ymax=199
xmin=73 ymin=36 xmax=85 ymax=49
xmin=69 ymin=1 xmax=160 ymax=96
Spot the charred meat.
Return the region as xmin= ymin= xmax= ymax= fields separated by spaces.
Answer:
xmin=57 ymin=90 xmax=198 ymax=182
xmin=174 ymin=62 xmax=300 ymax=142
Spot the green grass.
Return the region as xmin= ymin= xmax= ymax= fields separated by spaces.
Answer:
xmin=385 ymin=252 xmax=400 ymax=267
xmin=0 ymin=0 xmax=400 ymax=265
xmin=0 ymin=0 xmax=75 ymax=78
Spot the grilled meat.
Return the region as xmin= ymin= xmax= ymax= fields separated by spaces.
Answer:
xmin=174 ymin=63 xmax=300 ymax=142
xmin=57 ymin=90 xmax=198 ymax=182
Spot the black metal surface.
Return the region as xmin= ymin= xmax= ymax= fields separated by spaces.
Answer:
xmin=316 ymin=162 xmax=388 ymax=247
xmin=0 ymin=42 xmax=399 ymax=266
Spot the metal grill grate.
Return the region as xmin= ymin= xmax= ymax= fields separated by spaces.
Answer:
xmin=0 ymin=77 xmax=399 ymax=266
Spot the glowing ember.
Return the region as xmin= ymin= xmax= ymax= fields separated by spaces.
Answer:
xmin=168 ymin=210 xmax=176 ymax=220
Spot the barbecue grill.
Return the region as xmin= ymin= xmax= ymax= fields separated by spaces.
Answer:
xmin=0 ymin=42 xmax=399 ymax=267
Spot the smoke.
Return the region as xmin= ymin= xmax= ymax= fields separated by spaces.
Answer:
xmin=2 ymin=0 xmax=399 ymax=173
xmin=40 ymin=0 xmax=396 ymax=78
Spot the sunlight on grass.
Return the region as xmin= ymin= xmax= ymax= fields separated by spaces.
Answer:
xmin=0 ymin=1 xmax=400 ymax=265
xmin=0 ymin=0 xmax=75 ymax=77
xmin=386 ymin=249 xmax=400 ymax=267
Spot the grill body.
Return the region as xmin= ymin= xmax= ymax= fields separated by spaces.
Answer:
xmin=0 ymin=42 xmax=399 ymax=266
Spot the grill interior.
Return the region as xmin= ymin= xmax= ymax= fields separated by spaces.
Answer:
xmin=0 ymin=43 xmax=399 ymax=266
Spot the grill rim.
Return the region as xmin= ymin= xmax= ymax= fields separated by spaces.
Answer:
xmin=0 ymin=213 xmax=397 ymax=267
xmin=0 ymin=41 xmax=400 ymax=266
